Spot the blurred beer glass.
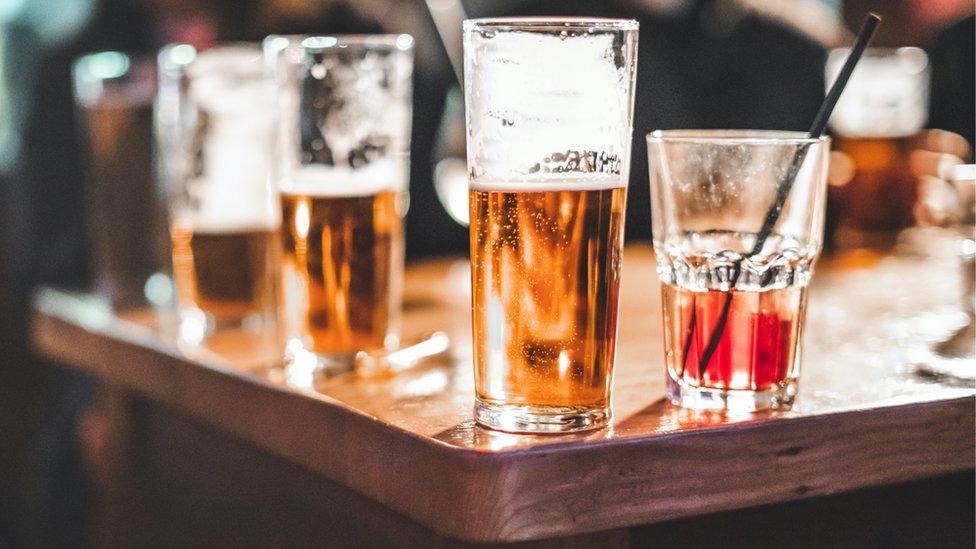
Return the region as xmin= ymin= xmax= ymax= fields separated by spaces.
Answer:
xmin=266 ymin=35 xmax=413 ymax=370
xmin=73 ymin=51 xmax=166 ymax=310
xmin=463 ymin=18 xmax=638 ymax=433
xmin=825 ymin=47 xmax=930 ymax=248
xmin=157 ymin=44 xmax=280 ymax=358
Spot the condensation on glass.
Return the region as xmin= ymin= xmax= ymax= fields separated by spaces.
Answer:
xmin=265 ymin=34 xmax=413 ymax=375
xmin=648 ymin=130 xmax=830 ymax=411
xmin=464 ymin=18 xmax=638 ymax=433
xmin=156 ymin=44 xmax=280 ymax=364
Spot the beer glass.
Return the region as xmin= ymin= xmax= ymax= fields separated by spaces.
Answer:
xmin=648 ymin=131 xmax=829 ymax=411
xmin=464 ymin=18 xmax=638 ymax=433
xmin=825 ymin=47 xmax=930 ymax=247
xmin=157 ymin=44 xmax=280 ymax=352
xmin=266 ymin=35 xmax=413 ymax=369
xmin=73 ymin=51 xmax=165 ymax=310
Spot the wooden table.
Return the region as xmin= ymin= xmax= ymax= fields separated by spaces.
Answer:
xmin=32 ymin=245 xmax=975 ymax=545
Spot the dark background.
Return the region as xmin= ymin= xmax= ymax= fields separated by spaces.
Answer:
xmin=0 ymin=0 xmax=973 ymax=546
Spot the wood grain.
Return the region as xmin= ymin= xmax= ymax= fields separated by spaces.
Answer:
xmin=31 ymin=246 xmax=976 ymax=543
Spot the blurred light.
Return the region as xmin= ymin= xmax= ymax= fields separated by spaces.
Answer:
xmin=144 ymin=272 xmax=173 ymax=307
xmin=895 ymin=47 xmax=929 ymax=75
xmin=168 ymin=44 xmax=196 ymax=66
xmin=78 ymin=51 xmax=130 ymax=81
xmin=394 ymin=370 xmax=448 ymax=398
xmin=179 ymin=308 xmax=207 ymax=346
xmin=827 ymin=150 xmax=855 ymax=187
xmin=284 ymin=339 xmax=318 ymax=390
xmin=302 ymin=36 xmax=338 ymax=50
xmin=433 ymin=157 xmax=469 ymax=226
xmin=558 ymin=350 xmax=570 ymax=377
xmin=294 ymin=198 xmax=310 ymax=239
xmin=264 ymin=35 xmax=290 ymax=55
xmin=955 ymin=164 xmax=976 ymax=182
xmin=395 ymin=34 xmax=414 ymax=51
xmin=0 ymin=0 xmax=27 ymax=22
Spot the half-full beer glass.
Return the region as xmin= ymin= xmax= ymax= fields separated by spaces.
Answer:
xmin=464 ymin=18 xmax=638 ymax=432
xmin=157 ymin=44 xmax=280 ymax=355
xmin=648 ymin=131 xmax=829 ymax=411
xmin=266 ymin=35 xmax=413 ymax=370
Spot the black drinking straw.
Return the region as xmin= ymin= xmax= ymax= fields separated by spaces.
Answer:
xmin=692 ymin=13 xmax=882 ymax=376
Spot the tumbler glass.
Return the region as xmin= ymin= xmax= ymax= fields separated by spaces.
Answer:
xmin=157 ymin=44 xmax=280 ymax=358
xmin=464 ymin=18 xmax=638 ymax=432
xmin=648 ymin=130 xmax=829 ymax=411
xmin=265 ymin=34 xmax=413 ymax=371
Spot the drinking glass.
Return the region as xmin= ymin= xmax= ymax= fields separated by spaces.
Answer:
xmin=265 ymin=34 xmax=413 ymax=372
xmin=464 ymin=18 xmax=639 ymax=433
xmin=73 ymin=51 xmax=165 ymax=310
xmin=157 ymin=44 xmax=280 ymax=359
xmin=648 ymin=130 xmax=829 ymax=411
xmin=825 ymin=47 xmax=930 ymax=247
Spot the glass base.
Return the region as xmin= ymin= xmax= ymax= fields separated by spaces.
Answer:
xmin=474 ymin=399 xmax=610 ymax=434
xmin=281 ymin=344 xmax=355 ymax=389
xmin=666 ymin=375 xmax=797 ymax=412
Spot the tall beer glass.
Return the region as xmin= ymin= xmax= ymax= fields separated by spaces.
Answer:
xmin=266 ymin=35 xmax=413 ymax=369
xmin=825 ymin=47 xmax=930 ymax=247
xmin=463 ymin=18 xmax=638 ymax=433
xmin=157 ymin=44 xmax=280 ymax=355
xmin=73 ymin=51 xmax=165 ymax=310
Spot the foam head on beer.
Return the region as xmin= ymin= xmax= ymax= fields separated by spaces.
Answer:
xmin=826 ymin=47 xmax=929 ymax=138
xmin=184 ymin=46 xmax=277 ymax=232
xmin=464 ymin=21 xmax=634 ymax=188
xmin=267 ymin=34 xmax=412 ymax=195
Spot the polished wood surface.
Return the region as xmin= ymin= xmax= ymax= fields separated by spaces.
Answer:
xmin=32 ymin=245 xmax=975 ymax=543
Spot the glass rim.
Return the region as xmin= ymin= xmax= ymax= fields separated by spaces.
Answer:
xmin=158 ymin=42 xmax=264 ymax=72
xmin=463 ymin=17 xmax=638 ymax=32
xmin=647 ymin=130 xmax=829 ymax=145
xmin=828 ymin=45 xmax=927 ymax=58
xmin=73 ymin=50 xmax=148 ymax=81
xmin=263 ymin=33 xmax=415 ymax=52
xmin=826 ymin=46 xmax=928 ymax=73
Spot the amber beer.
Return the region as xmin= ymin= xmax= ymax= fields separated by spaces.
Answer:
xmin=470 ymin=181 xmax=626 ymax=423
xmin=280 ymin=189 xmax=403 ymax=357
xmin=171 ymin=222 xmax=278 ymax=329
xmin=828 ymin=134 xmax=919 ymax=247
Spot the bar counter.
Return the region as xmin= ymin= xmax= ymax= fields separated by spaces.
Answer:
xmin=31 ymin=245 xmax=975 ymax=545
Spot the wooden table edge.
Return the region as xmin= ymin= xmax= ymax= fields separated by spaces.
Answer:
xmin=30 ymin=290 xmax=976 ymax=544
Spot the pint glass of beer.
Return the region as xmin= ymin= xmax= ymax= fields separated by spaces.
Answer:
xmin=463 ymin=19 xmax=638 ymax=432
xmin=157 ymin=44 xmax=280 ymax=354
xmin=266 ymin=35 xmax=413 ymax=369
xmin=73 ymin=51 xmax=165 ymax=310
xmin=825 ymin=47 xmax=930 ymax=247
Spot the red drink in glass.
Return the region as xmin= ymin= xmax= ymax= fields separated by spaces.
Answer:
xmin=662 ymin=283 xmax=806 ymax=400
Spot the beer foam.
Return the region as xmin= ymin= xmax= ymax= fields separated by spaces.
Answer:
xmin=181 ymin=215 xmax=278 ymax=234
xmin=279 ymin=160 xmax=406 ymax=197
xmin=465 ymin=28 xmax=633 ymax=181
xmin=182 ymin=174 xmax=279 ymax=233
xmin=469 ymin=175 xmax=626 ymax=192
xmin=826 ymin=48 xmax=928 ymax=138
